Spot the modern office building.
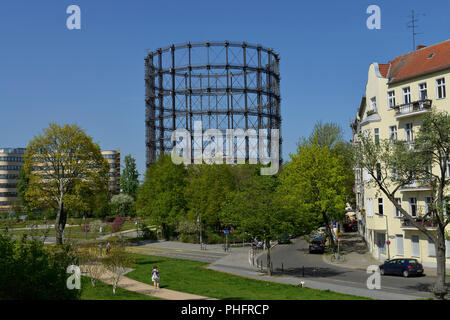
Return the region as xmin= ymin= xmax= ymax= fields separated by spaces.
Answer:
xmin=351 ymin=40 xmax=450 ymax=268
xmin=0 ymin=148 xmax=121 ymax=213
xmin=102 ymin=150 xmax=121 ymax=195
xmin=0 ymin=148 xmax=26 ymax=213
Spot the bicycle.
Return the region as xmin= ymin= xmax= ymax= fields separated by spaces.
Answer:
xmin=330 ymin=252 xmax=345 ymax=262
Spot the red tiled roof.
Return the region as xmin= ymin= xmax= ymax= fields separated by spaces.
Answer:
xmin=378 ymin=64 xmax=389 ymax=77
xmin=385 ymin=40 xmax=450 ymax=83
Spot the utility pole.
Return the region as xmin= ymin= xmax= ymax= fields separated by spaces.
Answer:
xmin=197 ymin=210 xmax=203 ymax=250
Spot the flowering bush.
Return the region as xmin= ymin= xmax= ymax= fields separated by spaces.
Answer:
xmin=111 ymin=216 xmax=125 ymax=233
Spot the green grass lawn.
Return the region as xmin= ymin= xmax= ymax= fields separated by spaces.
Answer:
xmin=80 ymin=276 xmax=159 ymax=300
xmin=126 ymin=254 xmax=370 ymax=300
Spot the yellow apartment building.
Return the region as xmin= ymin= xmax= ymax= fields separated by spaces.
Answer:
xmin=351 ymin=40 xmax=450 ymax=269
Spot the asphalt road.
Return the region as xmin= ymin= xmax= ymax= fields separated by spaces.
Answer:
xmin=257 ymin=238 xmax=447 ymax=299
xmin=127 ymin=242 xmax=229 ymax=263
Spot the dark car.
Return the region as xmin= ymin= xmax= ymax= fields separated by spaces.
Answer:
xmin=343 ymin=221 xmax=358 ymax=232
xmin=309 ymin=239 xmax=325 ymax=254
xmin=277 ymin=233 xmax=291 ymax=244
xmin=379 ymin=258 xmax=424 ymax=277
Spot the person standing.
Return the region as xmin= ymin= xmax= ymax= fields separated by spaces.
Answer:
xmin=151 ymin=266 xmax=160 ymax=289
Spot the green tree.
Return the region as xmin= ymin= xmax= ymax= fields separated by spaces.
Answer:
xmin=136 ymin=154 xmax=187 ymax=239
xmin=16 ymin=168 xmax=30 ymax=212
xmin=354 ymin=109 xmax=449 ymax=299
xmin=279 ymin=124 xmax=350 ymax=249
xmin=110 ymin=193 xmax=135 ymax=216
xmin=226 ymin=173 xmax=290 ymax=276
xmin=24 ymin=123 xmax=110 ymax=245
xmin=120 ymin=154 xmax=140 ymax=198
xmin=184 ymin=164 xmax=236 ymax=234
xmin=305 ymin=121 xmax=355 ymax=205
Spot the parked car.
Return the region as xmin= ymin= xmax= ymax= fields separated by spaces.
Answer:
xmin=277 ymin=233 xmax=291 ymax=244
xmin=343 ymin=221 xmax=358 ymax=232
xmin=379 ymin=258 xmax=424 ymax=277
xmin=310 ymin=232 xmax=326 ymax=243
xmin=309 ymin=239 xmax=325 ymax=254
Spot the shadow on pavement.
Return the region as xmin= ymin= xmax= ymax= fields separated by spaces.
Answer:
xmin=271 ymin=266 xmax=349 ymax=278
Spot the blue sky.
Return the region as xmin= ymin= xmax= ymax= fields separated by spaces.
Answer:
xmin=0 ymin=0 xmax=449 ymax=177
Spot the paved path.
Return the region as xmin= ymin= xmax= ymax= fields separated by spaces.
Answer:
xmin=93 ymin=267 xmax=215 ymax=300
xmin=127 ymin=240 xmax=229 ymax=263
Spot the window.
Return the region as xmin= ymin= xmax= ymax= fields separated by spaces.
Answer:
xmin=387 ymin=91 xmax=396 ymax=108
xmin=428 ymin=240 xmax=436 ymax=257
xmin=374 ymin=128 xmax=380 ymax=145
xmin=436 ymin=78 xmax=446 ymax=99
xmin=378 ymin=198 xmax=384 ymax=215
xmin=419 ymin=83 xmax=427 ymax=100
xmin=394 ymin=198 xmax=402 ymax=217
xmin=425 ymin=197 xmax=433 ymax=215
xmin=447 ymin=161 xmax=450 ymax=178
xmin=391 ymin=168 xmax=398 ymax=181
xmin=411 ymin=235 xmax=420 ymax=257
xmin=376 ymin=163 xmax=382 ymax=181
xmin=389 ymin=125 xmax=397 ymax=142
xmin=405 ymin=123 xmax=413 ymax=142
xmin=366 ymin=198 xmax=373 ymax=217
xmin=370 ymin=97 xmax=377 ymax=112
xmin=409 ymin=198 xmax=417 ymax=217
xmin=403 ymin=87 xmax=411 ymax=104
xmin=396 ymin=235 xmax=404 ymax=256
xmin=446 ymin=240 xmax=450 ymax=258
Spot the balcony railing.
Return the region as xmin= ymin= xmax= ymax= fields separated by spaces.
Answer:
xmin=401 ymin=217 xmax=438 ymax=229
xmin=394 ymin=99 xmax=432 ymax=117
xmin=400 ymin=180 xmax=432 ymax=192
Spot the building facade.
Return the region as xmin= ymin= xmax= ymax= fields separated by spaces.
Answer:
xmin=0 ymin=148 xmax=121 ymax=213
xmin=351 ymin=40 xmax=450 ymax=269
xmin=102 ymin=150 xmax=121 ymax=195
xmin=0 ymin=148 xmax=26 ymax=213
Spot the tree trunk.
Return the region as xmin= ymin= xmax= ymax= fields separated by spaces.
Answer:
xmin=433 ymin=230 xmax=448 ymax=300
xmin=322 ymin=211 xmax=335 ymax=251
xmin=55 ymin=201 xmax=66 ymax=245
xmin=266 ymin=238 xmax=272 ymax=276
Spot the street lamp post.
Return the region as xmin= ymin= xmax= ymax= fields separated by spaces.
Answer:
xmin=197 ymin=211 xmax=203 ymax=250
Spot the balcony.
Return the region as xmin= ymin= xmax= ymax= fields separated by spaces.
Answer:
xmin=399 ymin=181 xmax=432 ymax=192
xmin=401 ymin=217 xmax=438 ymax=230
xmin=394 ymin=99 xmax=432 ymax=119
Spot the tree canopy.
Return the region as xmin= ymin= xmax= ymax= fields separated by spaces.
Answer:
xmin=120 ymin=154 xmax=140 ymax=198
xmin=23 ymin=123 xmax=110 ymax=244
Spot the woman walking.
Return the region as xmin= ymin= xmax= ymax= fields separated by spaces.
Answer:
xmin=151 ymin=266 xmax=160 ymax=289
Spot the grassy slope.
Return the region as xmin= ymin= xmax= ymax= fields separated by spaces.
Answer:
xmin=126 ymin=254 xmax=370 ymax=300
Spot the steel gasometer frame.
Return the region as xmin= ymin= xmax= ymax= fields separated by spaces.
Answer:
xmin=145 ymin=41 xmax=281 ymax=167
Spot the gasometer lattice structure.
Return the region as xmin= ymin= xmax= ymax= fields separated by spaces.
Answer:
xmin=145 ymin=41 xmax=281 ymax=167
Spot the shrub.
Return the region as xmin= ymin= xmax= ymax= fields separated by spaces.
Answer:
xmin=111 ymin=216 xmax=125 ymax=233
xmin=204 ymin=231 xmax=223 ymax=244
xmin=0 ymin=233 xmax=81 ymax=300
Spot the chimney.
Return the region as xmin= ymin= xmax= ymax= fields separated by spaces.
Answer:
xmin=416 ymin=45 xmax=427 ymax=50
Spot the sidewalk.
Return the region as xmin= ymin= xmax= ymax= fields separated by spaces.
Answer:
xmin=322 ymin=232 xmax=449 ymax=277
xmin=94 ymin=267 xmax=216 ymax=300
xmin=322 ymin=233 xmax=381 ymax=271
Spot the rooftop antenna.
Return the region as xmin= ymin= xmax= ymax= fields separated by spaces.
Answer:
xmin=406 ymin=9 xmax=426 ymax=51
